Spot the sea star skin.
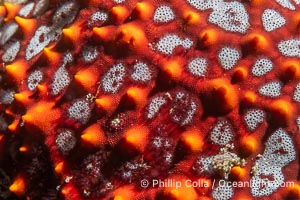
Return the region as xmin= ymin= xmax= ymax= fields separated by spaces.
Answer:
xmin=0 ymin=0 xmax=300 ymax=200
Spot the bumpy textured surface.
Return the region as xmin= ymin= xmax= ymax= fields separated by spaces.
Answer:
xmin=0 ymin=0 xmax=300 ymax=200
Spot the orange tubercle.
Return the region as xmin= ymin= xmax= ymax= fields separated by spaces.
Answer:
xmin=4 ymin=2 xmax=21 ymax=22
xmin=181 ymin=129 xmax=204 ymax=153
xmin=243 ymin=91 xmax=257 ymax=105
xmin=5 ymin=60 xmax=30 ymax=82
xmin=36 ymin=84 xmax=48 ymax=96
xmin=162 ymin=57 xmax=184 ymax=80
xmin=0 ymin=6 xmax=6 ymax=17
xmin=8 ymin=119 xmax=20 ymax=132
xmin=161 ymin=177 xmax=198 ymax=200
xmin=134 ymin=2 xmax=154 ymax=20
xmin=286 ymin=183 xmax=300 ymax=199
xmin=19 ymin=146 xmax=28 ymax=152
xmin=54 ymin=161 xmax=65 ymax=175
xmin=81 ymin=123 xmax=106 ymax=147
xmin=230 ymin=166 xmax=247 ymax=181
xmin=195 ymin=178 xmax=212 ymax=195
xmin=250 ymin=0 xmax=265 ymax=6
xmin=60 ymin=183 xmax=81 ymax=199
xmin=62 ymin=22 xmax=81 ymax=44
xmin=95 ymin=95 xmax=118 ymax=114
xmin=14 ymin=16 xmax=37 ymax=37
xmin=126 ymin=86 xmax=150 ymax=107
xmin=93 ymin=26 xmax=116 ymax=42
xmin=9 ymin=176 xmax=26 ymax=196
xmin=183 ymin=10 xmax=201 ymax=25
xmin=202 ymin=78 xmax=238 ymax=115
xmin=289 ymin=12 xmax=300 ymax=31
xmin=239 ymin=135 xmax=258 ymax=157
xmin=74 ymin=67 xmax=99 ymax=92
xmin=22 ymin=101 xmax=62 ymax=133
xmin=241 ymin=33 xmax=269 ymax=55
xmin=115 ymin=23 xmax=148 ymax=49
xmin=111 ymin=6 xmax=130 ymax=24
xmin=232 ymin=67 xmax=248 ymax=83
xmin=114 ymin=195 xmax=124 ymax=200
xmin=5 ymin=108 xmax=15 ymax=117
xmin=199 ymin=28 xmax=218 ymax=48
xmin=111 ymin=185 xmax=135 ymax=200
xmin=42 ymin=47 xmax=62 ymax=65
xmin=280 ymin=60 xmax=300 ymax=81
xmin=124 ymin=125 xmax=149 ymax=152
xmin=234 ymin=193 xmax=252 ymax=200
xmin=14 ymin=90 xmax=32 ymax=106
xmin=268 ymin=99 xmax=294 ymax=126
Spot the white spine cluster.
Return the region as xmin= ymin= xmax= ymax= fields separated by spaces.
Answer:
xmin=186 ymin=0 xmax=222 ymax=10
xmin=33 ymin=0 xmax=49 ymax=17
xmin=113 ymin=0 xmax=126 ymax=3
xmin=25 ymin=25 xmax=53 ymax=60
xmin=18 ymin=2 xmax=34 ymax=17
xmin=263 ymin=129 xmax=296 ymax=166
xmin=82 ymin=46 xmax=99 ymax=63
xmin=63 ymin=52 xmax=73 ymax=65
xmin=67 ymin=99 xmax=91 ymax=124
xmin=194 ymin=156 xmax=214 ymax=174
xmin=187 ymin=57 xmax=208 ymax=77
xmin=208 ymin=2 xmax=250 ymax=33
xmin=151 ymin=136 xmax=173 ymax=165
xmin=52 ymin=2 xmax=79 ymax=27
xmin=296 ymin=117 xmax=300 ymax=132
xmin=210 ymin=119 xmax=234 ymax=146
xmin=169 ymin=91 xmax=197 ymax=126
xmin=218 ymin=47 xmax=240 ymax=70
xmin=0 ymin=115 xmax=8 ymax=131
xmin=146 ymin=96 xmax=167 ymax=119
xmin=131 ymin=62 xmax=152 ymax=83
xmin=212 ymin=181 xmax=234 ymax=200
xmin=0 ymin=22 xmax=19 ymax=45
xmin=2 ymin=41 xmax=20 ymax=63
xmin=55 ymin=129 xmax=76 ymax=155
xmin=244 ymin=109 xmax=265 ymax=131
xmin=262 ymin=9 xmax=286 ymax=32
xmin=51 ymin=66 xmax=71 ymax=95
xmin=164 ymin=152 xmax=173 ymax=164
xmin=153 ymin=6 xmax=175 ymax=23
xmin=155 ymin=34 xmax=193 ymax=55
xmin=275 ymin=0 xmax=299 ymax=10
xmin=251 ymin=164 xmax=285 ymax=197
xmin=101 ymin=63 xmax=126 ymax=93
xmin=278 ymin=39 xmax=300 ymax=57
xmin=121 ymin=160 xmax=150 ymax=181
xmin=251 ymin=58 xmax=273 ymax=76
xmin=88 ymin=11 xmax=108 ymax=26
xmin=146 ymin=90 xmax=197 ymax=125
xmin=4 ymin=0 xmax=27 ymax=3
xmin=258 ymin=81 xmax=282 ymax=98
xmin=251 ymin=129 xmax=296 ymax=197
xmin=152 ymin=136 xmax=171 ymax=148
xmin=293 ymin=83 xmax=300 ymax=102
xmin=0 ymin=89 xmax=14 ymax=104
xmin=27 ymin=70 xmax=43 ymax=91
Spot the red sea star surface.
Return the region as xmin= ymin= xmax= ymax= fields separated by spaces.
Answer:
xmin=0 ymin=0 xmax=300 ymax=199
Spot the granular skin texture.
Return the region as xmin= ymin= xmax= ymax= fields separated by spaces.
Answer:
xmin=0 ymin=0 xmax=300 ymax=200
